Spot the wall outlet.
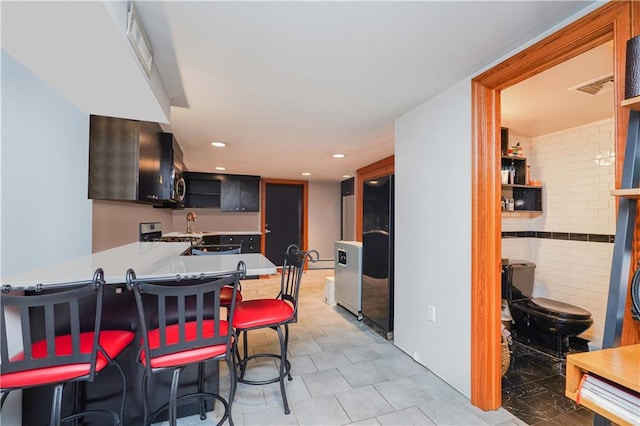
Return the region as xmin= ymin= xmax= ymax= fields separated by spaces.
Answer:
xmin=428 ymin=305 xmax=436 ymax=322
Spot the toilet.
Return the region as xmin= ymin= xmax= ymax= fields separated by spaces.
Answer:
xmin=501 ymin=259 xmax=593 ymax=357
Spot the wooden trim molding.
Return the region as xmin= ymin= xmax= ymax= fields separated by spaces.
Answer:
xmin=355 ymin=156 xmax=394 ymax=241
xmin=471 ymin=80 xmax=502 ymax=409
xmin=471 ymin=1 xmax=635 ymax=411
xmin=622 ymin=0 xmax=640 ymax=350
xmin=260 ymin=178 xmax=309 ymax=254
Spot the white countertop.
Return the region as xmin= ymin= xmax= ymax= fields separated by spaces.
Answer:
xmin=163 ymin=231 xmax=261 ymax=238
xmin=1 ymin=242 xmax=277 ymax=288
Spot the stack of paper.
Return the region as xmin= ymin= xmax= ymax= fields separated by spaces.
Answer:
xmin=577 ymin=373 xmax=640 ymax=424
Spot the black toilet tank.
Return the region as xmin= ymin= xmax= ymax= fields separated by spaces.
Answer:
xmin=509 ymin=260 xmax=536 ymax=298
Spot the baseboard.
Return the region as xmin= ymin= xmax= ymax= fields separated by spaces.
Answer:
xmin=308 ymin=259 xmax=334 ymax=270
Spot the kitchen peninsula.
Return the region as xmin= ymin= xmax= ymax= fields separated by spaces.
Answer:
xmin=1 ymin=241 xmax=276 ymax=286
xmin=1 ymin=242 xmax=277 ymax=424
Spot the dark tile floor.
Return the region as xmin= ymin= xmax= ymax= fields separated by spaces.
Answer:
xmin=502 ymin=340 xmax=595 ymax=425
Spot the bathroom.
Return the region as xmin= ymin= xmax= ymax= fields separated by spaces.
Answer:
xmin=500 ymin=120 xmax=615 ymax=353
xmin=496 ymin=41 xmax=618 ymax=425
xmin=500 ymin=41 xmax=615 ymax=354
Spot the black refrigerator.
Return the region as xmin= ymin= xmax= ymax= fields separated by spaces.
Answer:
xmin=361 ymin=174 xmax=394 ymax=339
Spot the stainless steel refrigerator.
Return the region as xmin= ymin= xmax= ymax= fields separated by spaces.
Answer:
xmin=361 ymin=174 xmax=394 ymax=339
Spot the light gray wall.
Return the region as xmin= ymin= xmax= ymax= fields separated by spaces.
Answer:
xmin=308 ymin=181 xmax=341 ymax=261
xmin=1 ymin=50 xmax=92 ymax=276
xmin=394 ymin=79 xmax=472 ymax=396
xmin=0 ymin=49 xmax=93 ymax=424
xmin=391 ymin=1 xmax=601 ymax=399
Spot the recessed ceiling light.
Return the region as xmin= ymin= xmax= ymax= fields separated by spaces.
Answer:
xmin=215 ymin=166 xmax=226 ymax=171
xmin=211 ymin=141 xmax=227 ymax=148
xmin=302 ymin=172 xmax=311 ymax=176
xmin=343 ymin=175 xmax=352 ymax=178
xmin=332 ymin=154 xmax=345 ymax=158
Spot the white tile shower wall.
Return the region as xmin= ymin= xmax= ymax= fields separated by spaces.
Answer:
xmin=502 ymin=119 xmax=615 ymax=348
xmin=528 ymin=118 xmax=615 ymax=234
xmin=501 ymin=238 xmax=531 ymax=261
xmin=530 ymin=238 xmax=612 ymax=347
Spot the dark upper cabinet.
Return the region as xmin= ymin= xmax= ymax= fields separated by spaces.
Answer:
xmin=156 ymin=133 xmax=186 ymax=208
xmin=184 ymin=173 xmax=260 ymax=211
xmin=138 ymin=120 xmax=164 ymax=202
xmin=341 ymin=177 xmax=355 ymax=196
xmin=184 ymin=172 xmax=222 ymax=208
xmin=88 ymin=115 xmax=165 ymax=203
xmin=220 ymin=176 xmax=260 ymax=212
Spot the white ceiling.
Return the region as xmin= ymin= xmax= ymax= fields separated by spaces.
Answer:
xmin=502 ymin=42 xmax=614 ymax=138
xmin=1 ymin=1 xmax=597 ymax=182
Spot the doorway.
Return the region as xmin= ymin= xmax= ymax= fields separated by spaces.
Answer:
xmin=470 ymin=1 xmax=635 ymax=411
xmin=261 ymin=179 xmax=309 ymax=266
xmin=499 ymin=42 xmax=614 ymax=424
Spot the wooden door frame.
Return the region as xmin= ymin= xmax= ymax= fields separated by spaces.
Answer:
xmin=260 ymin=178 xmax=309 ymax=254
xmin=355 ymin=156 xmax=395 ymax=241
xmin=471 ymin=1 xmax=637 ymax=410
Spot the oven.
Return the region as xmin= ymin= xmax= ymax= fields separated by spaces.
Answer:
xmin=139 ymin=222 xmax=163 ymax=241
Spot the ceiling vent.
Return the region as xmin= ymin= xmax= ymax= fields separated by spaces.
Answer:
xmin=127 ymin=5 xmax=153 ymax=78
xmin=569 ymin=73 xmax=614 ymax=95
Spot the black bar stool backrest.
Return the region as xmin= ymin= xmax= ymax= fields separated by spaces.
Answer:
xmin=278 ymin=244 xmax=319 ymax=321
xmin=0 ymin=270 xmax=104 ymax=381
xmin=126 ymin=269 xmax=241 ymax=374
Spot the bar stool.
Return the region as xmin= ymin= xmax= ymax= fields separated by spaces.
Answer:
xmin=126 ymin=263 xmax=244 ymax=426
xmin=231 ymin=244 xmax=318 ymax=414
xmin=0 ymin=269 xmax=134 ymax=425
xmin=191 ymin=245 xmax=243 ymax=308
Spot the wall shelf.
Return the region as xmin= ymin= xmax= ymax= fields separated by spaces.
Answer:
xmin=611 ymin=188 xmax=640 ymax=199
xmin=621 ymin=96 xmax=640 ymax=111
xmin=501 ymin=211 xmax=543 ymax=218
xmin=501 ymin=156 xmax=542 ymax=214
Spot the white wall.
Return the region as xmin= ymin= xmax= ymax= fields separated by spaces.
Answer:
xmin=502 ymin=119 xmax=615 ymax=347
xmin=1 ymin=50 xmax=92 ymax=276
xmin=308 ymin=181 xmax=341 ymax=262
xmin=529 ymin=118 xmax=616 ymax=235
xmin=0 ymin=48 xmax=93 ymax=425
xmin=394 ymin=79 xmax=472 ymax=397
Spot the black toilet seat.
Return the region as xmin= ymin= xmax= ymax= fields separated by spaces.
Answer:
xmin=526 ymin=297 xmax=591 ymax=319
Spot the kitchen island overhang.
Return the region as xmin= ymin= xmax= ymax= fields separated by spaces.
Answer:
xmin=1 ymin=241 xmax=277 ymax=287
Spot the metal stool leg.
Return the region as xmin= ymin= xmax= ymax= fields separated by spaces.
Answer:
xmin=276 ymin=325 xmax=290 ymax=414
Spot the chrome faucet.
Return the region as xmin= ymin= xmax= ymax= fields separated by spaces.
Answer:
xmin=186 ymin=211 xmax=197 ymax=234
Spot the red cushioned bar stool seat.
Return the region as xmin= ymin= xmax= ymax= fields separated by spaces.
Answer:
xmin=126 ymin=262 xmax=244 ymax=426
xmin=0 ymin=269 xmax=134 ymax=426
xmin=231 ymin=245 xmax=318 ymax=415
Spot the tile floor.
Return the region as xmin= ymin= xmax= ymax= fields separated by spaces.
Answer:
xmin=501 ymin=340 xmax=594 ymax=426
xmin=157 ymin=269 xmax=527 ymax=426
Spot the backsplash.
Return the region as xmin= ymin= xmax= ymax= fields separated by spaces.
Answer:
xmin=502 ymin=118 xmax=615 ymax=348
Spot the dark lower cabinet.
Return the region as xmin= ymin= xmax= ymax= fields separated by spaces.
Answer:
xmin=202 ymin=234 xmax=262 ymax=253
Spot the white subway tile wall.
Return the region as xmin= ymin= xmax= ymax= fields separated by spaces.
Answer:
xmin=501 ymin=119 xmax=615 ymax=348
